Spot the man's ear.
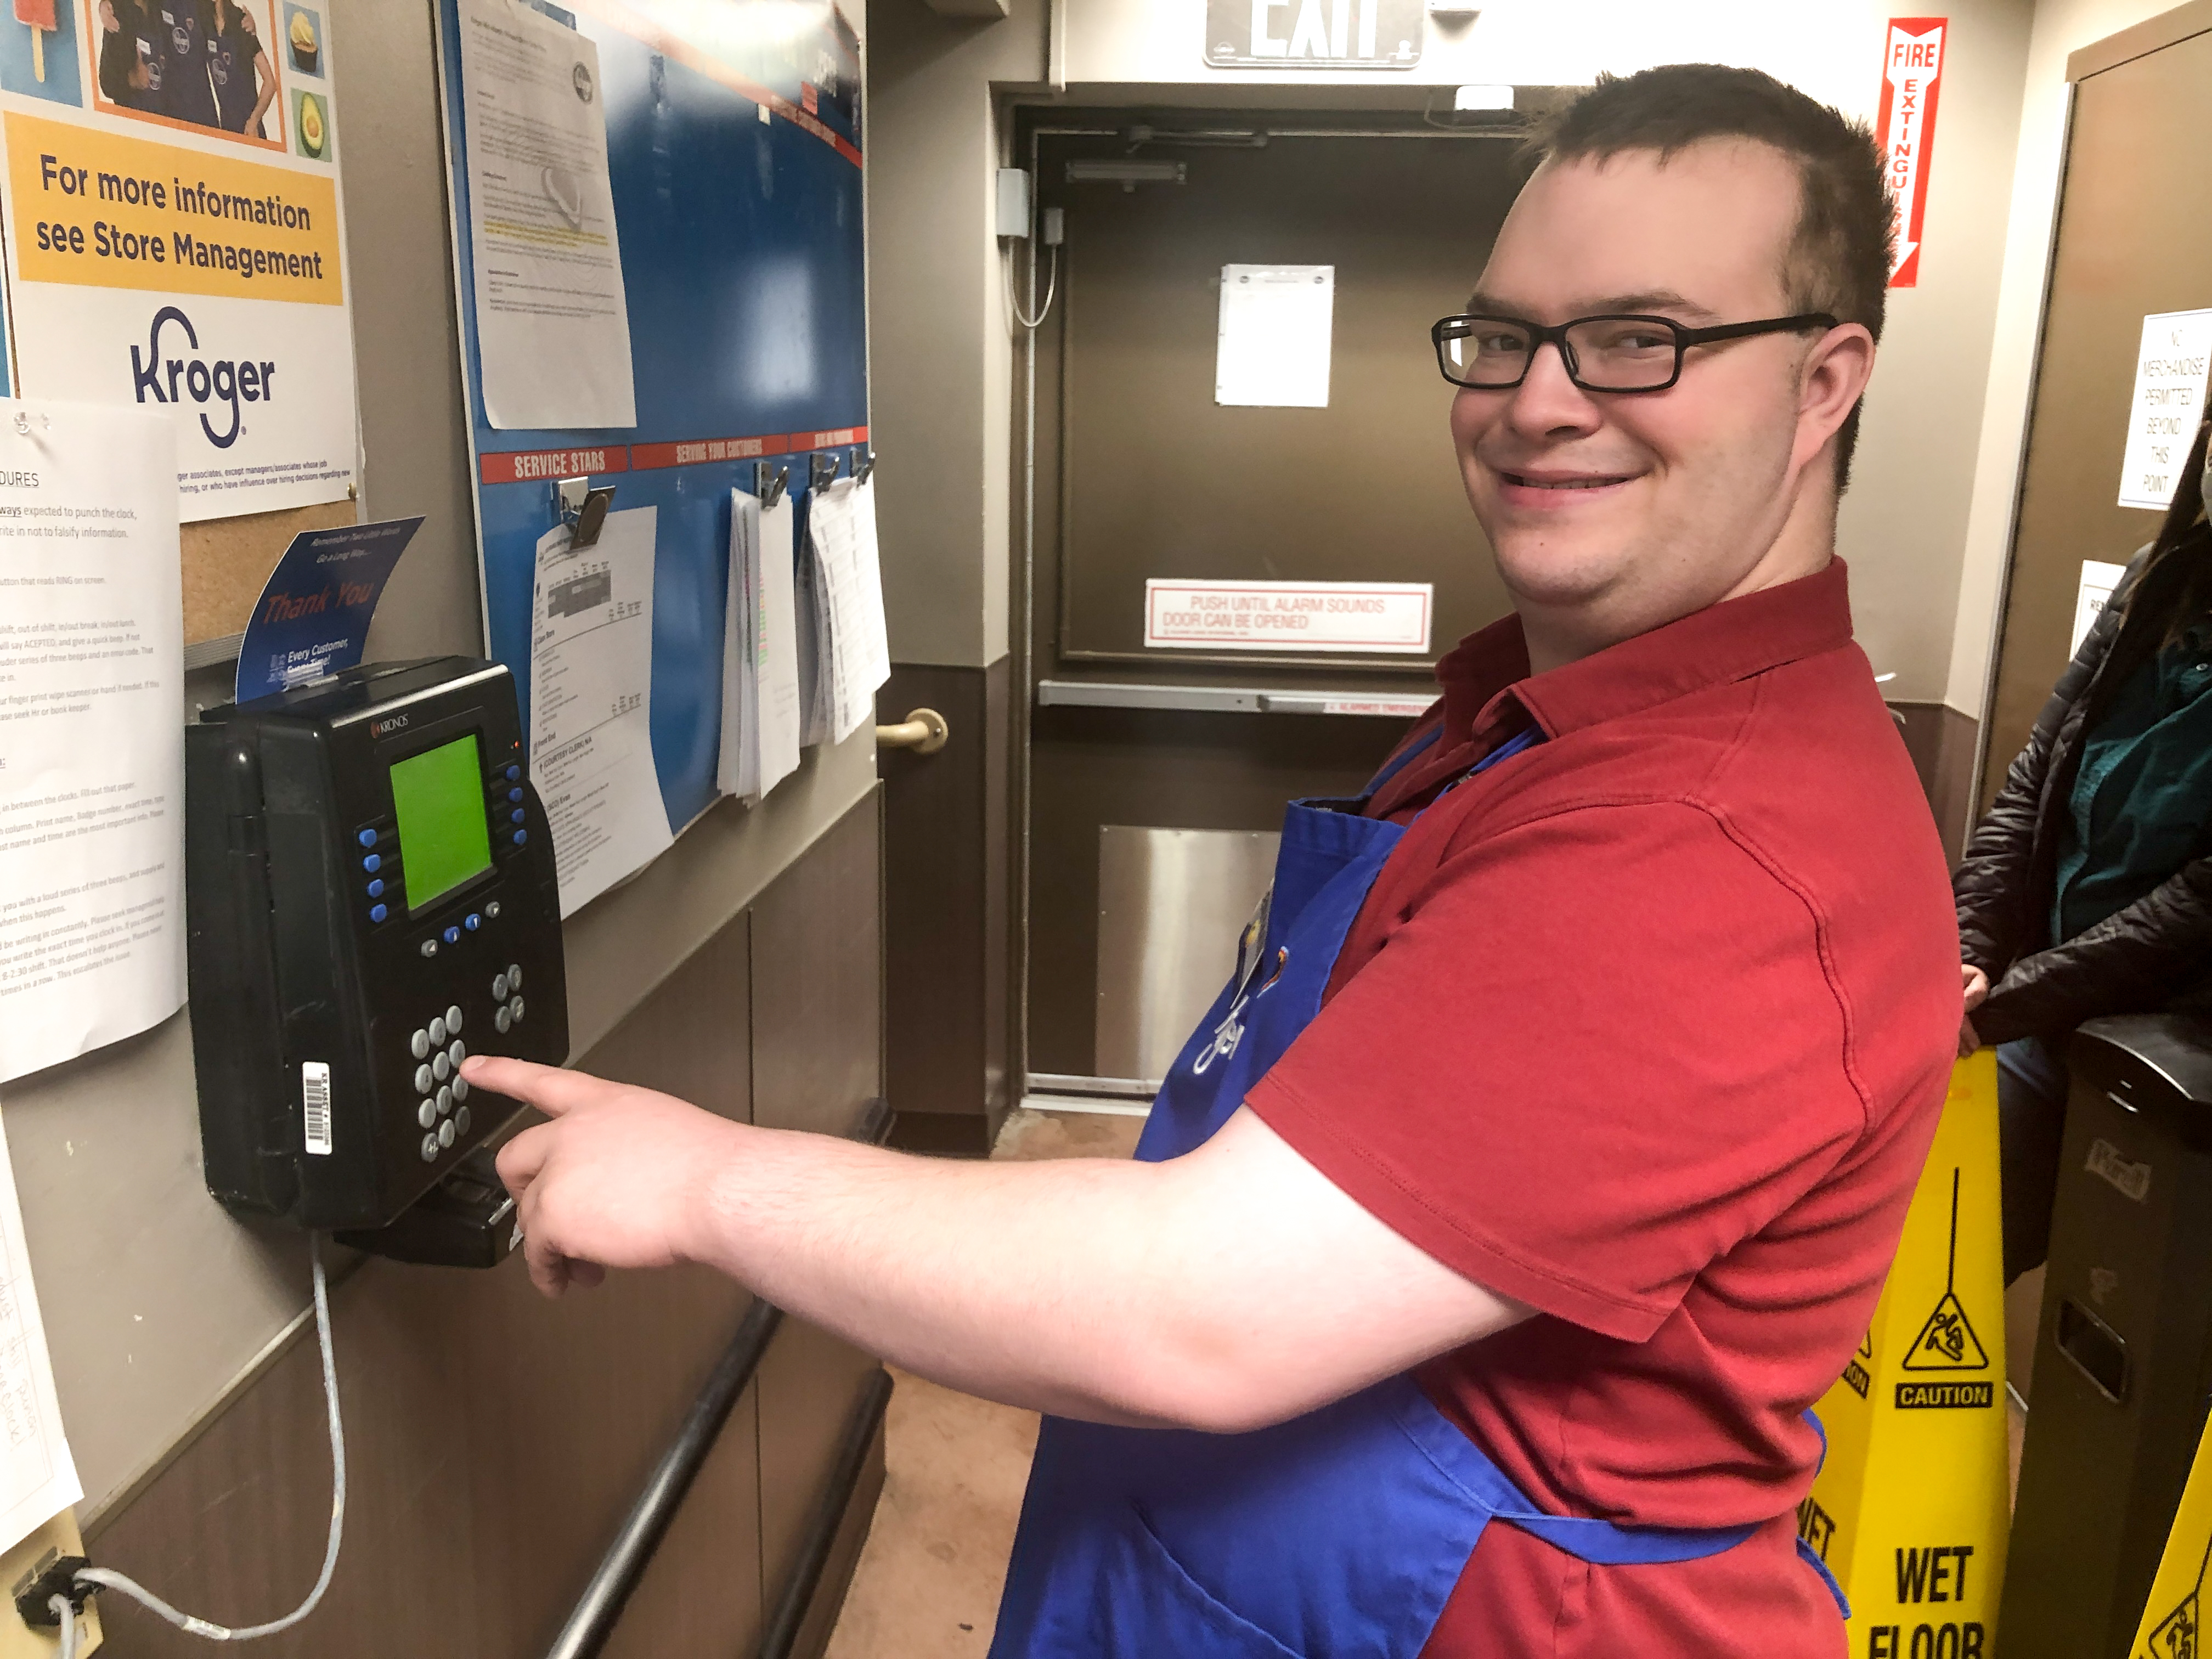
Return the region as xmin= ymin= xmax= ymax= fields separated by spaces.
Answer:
xmin=1795 ymin=323 xmax=1876 ymax=478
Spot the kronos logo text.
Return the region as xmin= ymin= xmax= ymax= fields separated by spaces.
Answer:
xmin=130 ymin=305 xmax=275 ymax=448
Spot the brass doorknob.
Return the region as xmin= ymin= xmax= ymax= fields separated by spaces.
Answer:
xmin=875 ymin=708 xmax=949 ymax=755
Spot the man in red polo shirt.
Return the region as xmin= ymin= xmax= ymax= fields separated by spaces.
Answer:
xmin=469 ymin=64 xmax=1959 ymax=1657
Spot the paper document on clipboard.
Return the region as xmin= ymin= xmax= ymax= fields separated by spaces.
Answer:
xmin=527 ymin=506 xmax=670 ymax=916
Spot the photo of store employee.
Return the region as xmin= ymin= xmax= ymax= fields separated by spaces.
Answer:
xmin=208 ymin=0 xmax=273 ymax=136
xmin=94 ymin=0 xmax=157 ymax=113
xmin=94 ymin=0 xmax=276 ymax=138
xmin=1957 ymin=416 xmax=2212 ymax=1284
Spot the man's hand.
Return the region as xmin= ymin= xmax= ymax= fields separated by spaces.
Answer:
xmin=1959 ymin=962 xmax=1989 ymax=1057
xmin=466 ymin=1056 xmax=745 ymax=1296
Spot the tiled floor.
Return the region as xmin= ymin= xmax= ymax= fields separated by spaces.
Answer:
xmin=822 ymin=1109 xmax=1146 ymax=1659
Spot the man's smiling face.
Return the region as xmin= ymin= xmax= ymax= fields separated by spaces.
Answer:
xmin=1452 ymin=138 xmax=1857 ymax=651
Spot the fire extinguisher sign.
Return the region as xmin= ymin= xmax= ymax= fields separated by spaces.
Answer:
xmin=1876 ymin=17 xmax=1946 ymax=288
xmin=1876 ymin=19 xmax=1946 ymax=290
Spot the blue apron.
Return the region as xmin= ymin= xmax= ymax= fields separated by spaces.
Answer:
xmin=991 ymin=728 xmax=1847 ymax=1657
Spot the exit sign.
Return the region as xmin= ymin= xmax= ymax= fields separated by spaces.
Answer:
xmin=1205 ymin=0 xmax=1425 ymax=69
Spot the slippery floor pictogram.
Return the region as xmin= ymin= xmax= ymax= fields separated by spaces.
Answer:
xmin=1900 ymin=1171 xmax=1990 ymax=1373
xmin=2143 ymin=1530 xmax=2211 ymax=1659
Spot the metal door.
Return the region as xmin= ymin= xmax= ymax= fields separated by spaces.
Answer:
xmin=1019 ymin=111 xmax=1527 ymax=1086
xmin=1980 ymin=26 xmax=2212 ymax=812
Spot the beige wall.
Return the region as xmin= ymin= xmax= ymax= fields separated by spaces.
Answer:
xmin=868 ymin=0 xmax=2040 ymax=699
xmin=1943 ymin=0 xmax=2195 ymax=720
xmin=867 ymin=0 xmax=1047 ymax=669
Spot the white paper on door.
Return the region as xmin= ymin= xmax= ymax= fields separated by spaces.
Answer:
xmin=0 ymin=399 xmax=184 ymax=1085
xmin=1216 ymin=265 xmax=1335 ymax=408
xmin=2117 ymin=309 xmax=2212 ymax=511
xmin=2072 ymin=560 xmax=2129 ymax=656
xmin=527 ymin=506 xmax=670 ymax=917
xmin=458 ymin=0 xmax=639 ymax=430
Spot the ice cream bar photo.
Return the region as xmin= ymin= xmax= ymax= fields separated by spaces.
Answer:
xmin=15 ymin=0 xmax=52 ymax=82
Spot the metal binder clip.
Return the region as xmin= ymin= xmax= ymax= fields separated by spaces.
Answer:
xmin=555 ymin=476 xmax=617 ymax=549
xmin=810 ymin=452 xmax=841 ymax=491
xmin=755 ymin=462 xmax=791 ymax=510
xmin=853 ymin=447 xmax=875 ymax=484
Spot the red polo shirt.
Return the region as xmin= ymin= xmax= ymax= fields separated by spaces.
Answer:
xmin=1246 ymin=561 xmax=1959 ymax=1658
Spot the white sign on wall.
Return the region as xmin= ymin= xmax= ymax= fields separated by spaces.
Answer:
xmin=0 ymin=10 xmax=356 ymax=523
xmin=1204 ymin=0 xmax=1424 ymax=69
xmin=1144 ymin=578 xmax=1432 ymax=653
xmin=2117 ymin=309 xmax=2212 ymax=511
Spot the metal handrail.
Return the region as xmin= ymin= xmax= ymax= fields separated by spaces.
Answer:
xmin=542 ymin=1099 xmax=894 ymax=1659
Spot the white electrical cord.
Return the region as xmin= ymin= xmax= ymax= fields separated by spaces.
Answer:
xmin=49 ymin=1594 xmax=76 ymax=1659
xmin=71 ymin=1233 xmax=346 ymax=1642
xmin=1007 ymin=241 xmax=1059 ymax=331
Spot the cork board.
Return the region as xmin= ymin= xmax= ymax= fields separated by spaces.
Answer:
xmin=182 ymin=496 xmax=360 ymax=645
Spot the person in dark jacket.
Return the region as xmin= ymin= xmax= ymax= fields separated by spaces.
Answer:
xmin=1957 ymin=414 xmax=2212 ymax=1283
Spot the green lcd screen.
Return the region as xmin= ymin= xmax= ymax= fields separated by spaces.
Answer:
xmin=389 ymin=734 xmax=493 ymax=913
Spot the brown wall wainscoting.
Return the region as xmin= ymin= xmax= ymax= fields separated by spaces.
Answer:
xmin=881 ymin=661 xmax=1013 ymax=1157
xmin=1889 ymin=701 xmax=1982 ymax=867
xmin=85 ymin=797 xmax=887 ymax=1659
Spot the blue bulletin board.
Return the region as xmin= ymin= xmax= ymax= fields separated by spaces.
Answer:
xmin=435 ymin=0 xmax=866 ymax=834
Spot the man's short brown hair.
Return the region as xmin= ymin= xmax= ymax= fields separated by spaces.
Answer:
xmin=1525 ymin=64 xmax=1895 ymax=490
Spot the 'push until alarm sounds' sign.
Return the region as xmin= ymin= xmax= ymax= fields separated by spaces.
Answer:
xmin=1144 ymin=578 xmax=1432 ymax=653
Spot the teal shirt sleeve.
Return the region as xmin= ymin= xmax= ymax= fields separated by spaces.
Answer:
xmin=2053 ymin=624 xmax=2212 ymax=942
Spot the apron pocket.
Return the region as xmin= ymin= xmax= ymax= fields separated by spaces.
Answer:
xmin=1105 ymin=1505 xmax=1307 ymax=1659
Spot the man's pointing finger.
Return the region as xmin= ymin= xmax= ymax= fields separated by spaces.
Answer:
xmin=462 ymin=1054 xmax=587 ymax=1115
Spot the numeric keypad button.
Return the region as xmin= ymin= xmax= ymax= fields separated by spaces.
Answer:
xmin=410 ymin=1028 xmax=431 ymax=1061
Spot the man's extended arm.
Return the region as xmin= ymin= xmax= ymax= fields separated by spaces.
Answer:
xmin=467 ymin=1055 xmax=1528 ymax=1434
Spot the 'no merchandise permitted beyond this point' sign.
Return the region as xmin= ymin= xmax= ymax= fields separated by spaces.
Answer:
xmin=1143 ymin=579 xmax=1433 ymax=653
xmin=1877 ymin=18 xmax=1946 ymax=289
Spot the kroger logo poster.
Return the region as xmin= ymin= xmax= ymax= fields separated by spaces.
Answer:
xmin=0 ymin=88 xmax=354 ymax=522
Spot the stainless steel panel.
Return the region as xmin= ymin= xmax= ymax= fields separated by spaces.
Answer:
xmin=1095 ymin=826 xmax=1279 ymax=1082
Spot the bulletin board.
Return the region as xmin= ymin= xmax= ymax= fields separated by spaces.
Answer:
xmin=435 ymin=0 xmax=867 ymax=834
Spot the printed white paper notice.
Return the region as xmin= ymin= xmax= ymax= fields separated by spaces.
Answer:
xmin=0 ymin=1097 xmax=82 ymax=1553
xmin=805 ymin=477 xmax=891 ymax=742
xmin=2117 ymin=310 xmax=2212 ymax=510
xmin=1217 ymin=266 xmax=1334 ymax=408
xmin=2073 ymin=560 xmax=2128 ymax=656
xmin=754 ymin=495 xmax=802 ymax=793
xmin=718 ymin=491 xmax=802 ymax=801
xmin=0 ymin=400 xmax=184 ymax=1083
xmin=459 ymin=0 xmax=638 ymax=430
xmin=1145 ymin=578 xmax=1432 ymax=653
xmin=527 ymin=506 xmax=669 ymax=916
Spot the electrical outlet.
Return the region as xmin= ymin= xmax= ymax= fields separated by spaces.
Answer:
xmin=1 ymin=1511 xmax=100 ymax=1657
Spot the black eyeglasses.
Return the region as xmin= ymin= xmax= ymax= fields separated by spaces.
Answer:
xmin=1431 ymin=311 xmax=1839 ymax=393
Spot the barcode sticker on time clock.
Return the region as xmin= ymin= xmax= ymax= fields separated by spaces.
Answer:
xmin=302 ymin=1062 xmax=333 ymax=1156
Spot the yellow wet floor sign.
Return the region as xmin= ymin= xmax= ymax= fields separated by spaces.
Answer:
xmin=1798 ymin=1051 xmax=2009 ymax=1657
xmin=2130 ymin=1414 xmax=2212 ymax=1656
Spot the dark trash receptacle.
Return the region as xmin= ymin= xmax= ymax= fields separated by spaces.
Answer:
xmin=1999 ymin=1015 xmax=2212 ymax=1657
